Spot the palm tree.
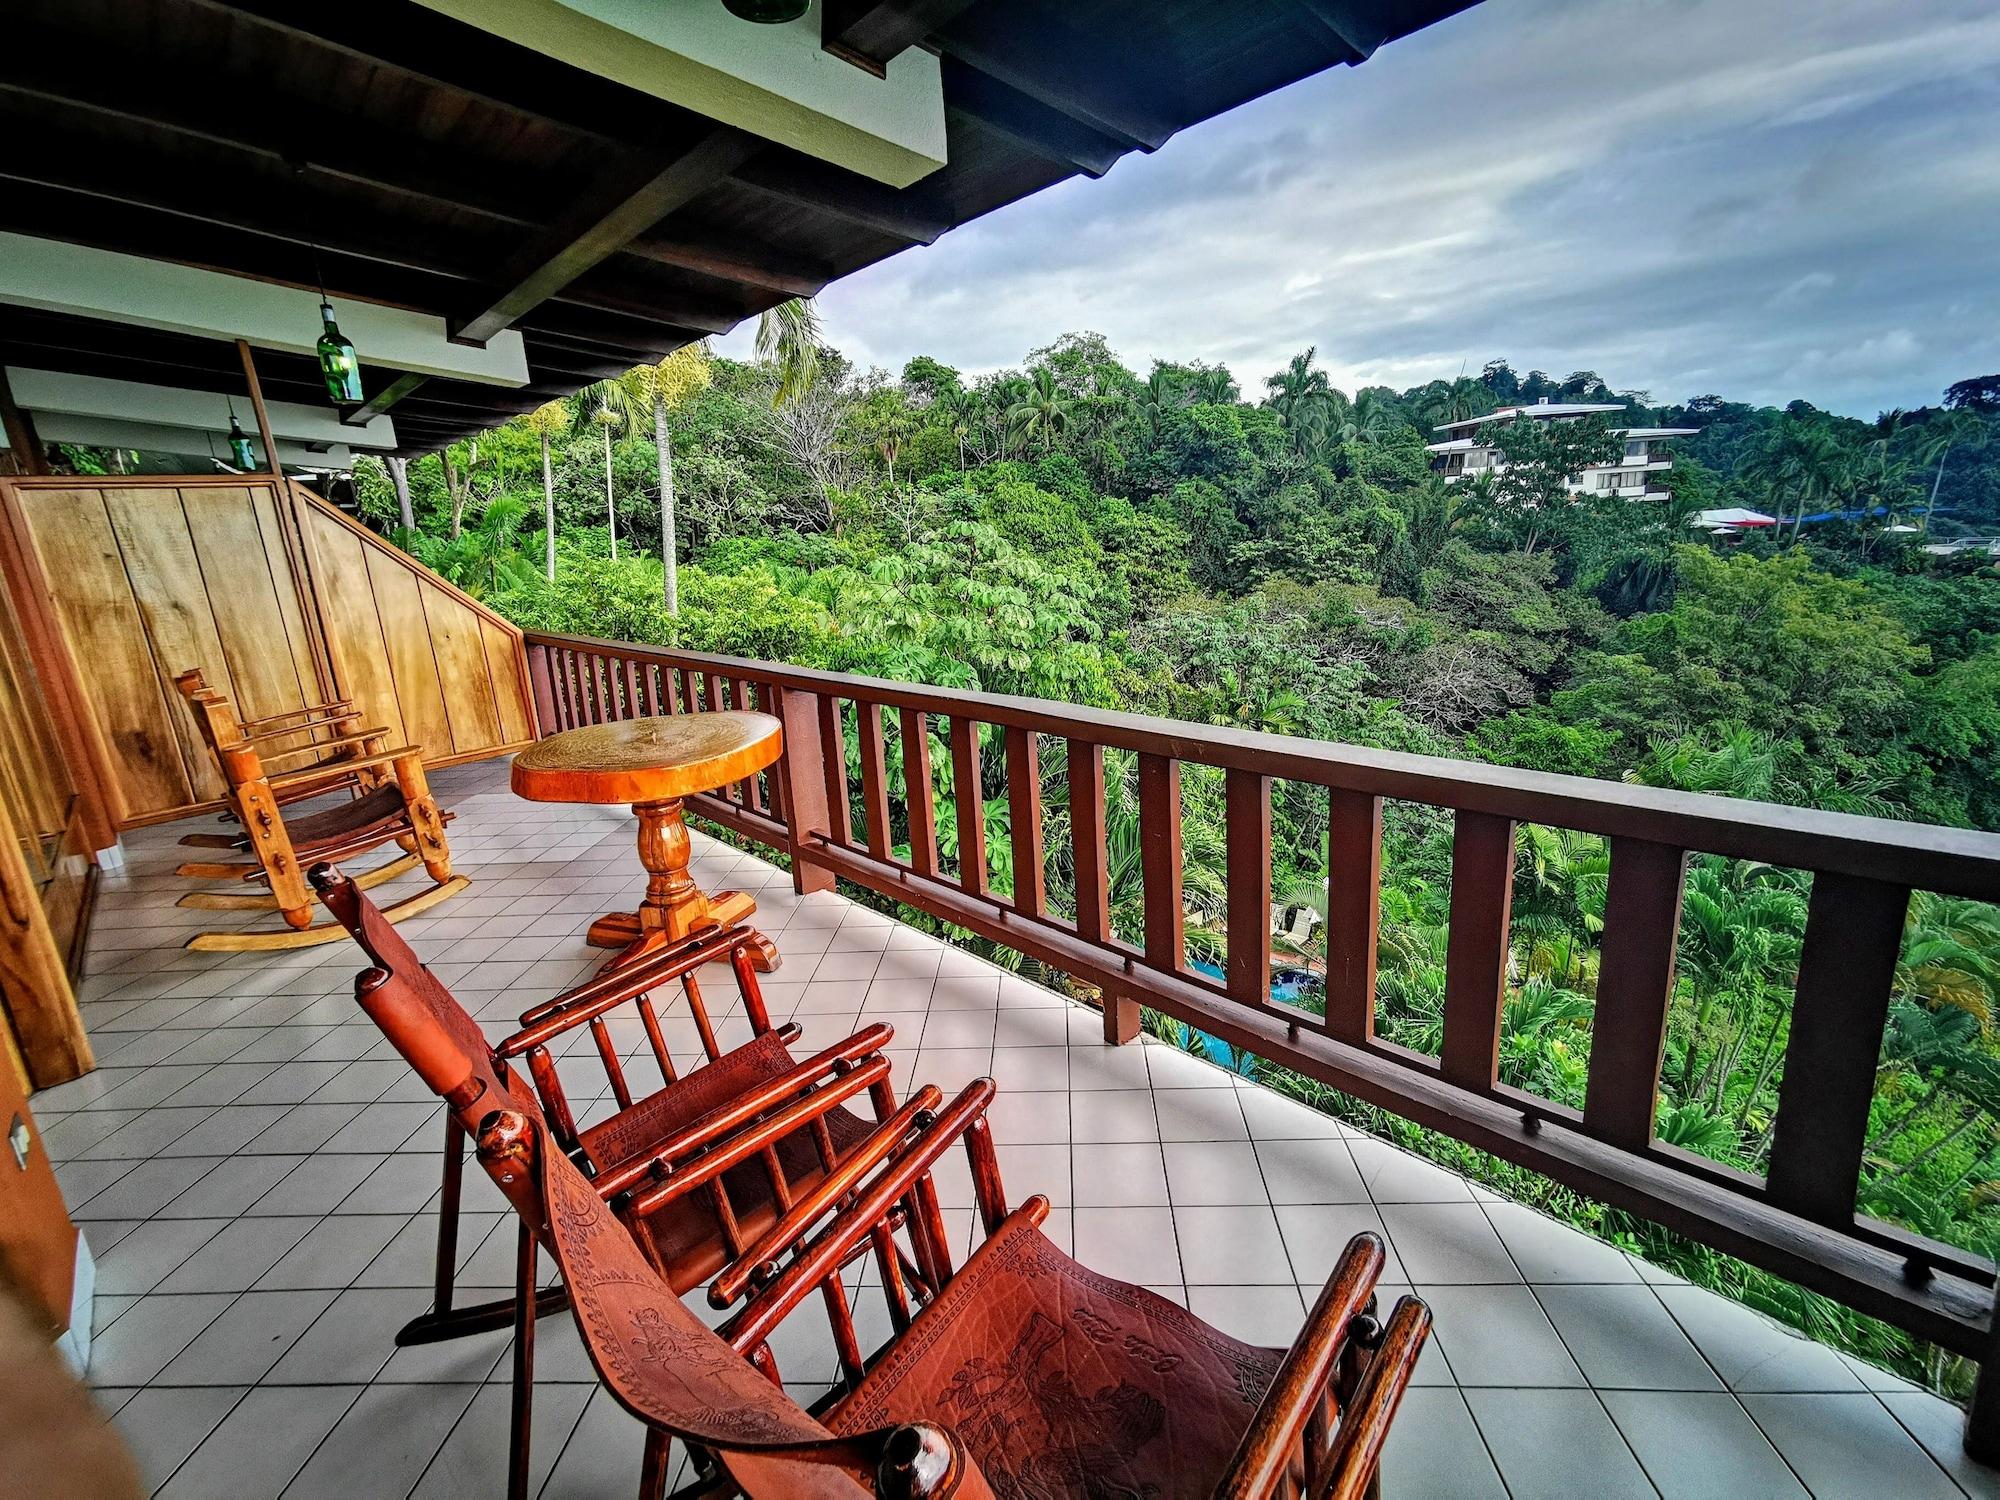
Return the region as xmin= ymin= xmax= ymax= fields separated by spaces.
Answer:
xmin=1910 ymin=410 xmax=1983 ymax=533
xmin=1742 ymin=420 xmax=1842 ymax=538
xmin=1007 ymin=368 xmax=1078 ymax=455
xmin=521 ymin=399 xmax=569 ymax=581
xmin=756 ymin=298 xmax=823 ymax=408
xmin=935 ymin=387 xmax=975 ymax=474
xmin=620 ymin=346 xmax=712 ymax=614
xmin=573 ymin=380 xmax=639 ymax=559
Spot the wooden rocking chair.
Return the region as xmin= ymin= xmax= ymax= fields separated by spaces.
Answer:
xmin=171 ymin=678 xmax=464 ymax=949
xmin=311 ymin=864 xmax=909 ymax=1497
xmin=171 ymin=668 xmax=393 ymax=844
xmin=483 ymin=1079 xmax=1431 ymax=1500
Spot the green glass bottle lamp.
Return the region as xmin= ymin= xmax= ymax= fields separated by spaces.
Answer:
xmin=317 ymin=300 xmax=364 ymax=404
xmin=227 ymin=412 xmax=257 ymax=469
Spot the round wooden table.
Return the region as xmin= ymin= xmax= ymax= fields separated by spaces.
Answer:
xmin=511 ymin=712 xmax=782 ymax=965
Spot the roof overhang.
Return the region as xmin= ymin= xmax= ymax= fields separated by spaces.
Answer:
xmin=0 ymin=234 xmax=530 ymax=387
xmin=1 ymin=412 xmax=353 ymax=470
xmin=6 ymin=368 xmax=398 ymax=449
xmin=416 ymin=0 xmax=949 ymax=187
xmin=0 ymin=0 xmax=1481 ymax=457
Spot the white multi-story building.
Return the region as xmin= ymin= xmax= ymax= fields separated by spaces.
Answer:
xmin=1427 ymin=398 xmax=1695 ymax=500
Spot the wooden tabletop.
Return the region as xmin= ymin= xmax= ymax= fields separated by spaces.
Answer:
xmin=511 ymin=712 xmax=783 ymax=805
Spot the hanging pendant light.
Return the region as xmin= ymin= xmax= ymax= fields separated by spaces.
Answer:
xmin=317 ymin=300 xmax=363 ymax=404
xmin=309 ymin=241 xmax=364 ymax=404
xmin=226 ymin=399 xmax=257 ymax=469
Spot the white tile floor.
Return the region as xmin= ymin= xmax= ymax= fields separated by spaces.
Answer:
xmin=36 ymin=759 xmax=2000 ymax=1498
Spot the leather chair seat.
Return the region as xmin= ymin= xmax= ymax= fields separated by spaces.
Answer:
xmin=832 ymin=1214 xmax=1283 ymax=1499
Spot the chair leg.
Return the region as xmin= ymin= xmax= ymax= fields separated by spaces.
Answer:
xmin=510 ymin=1220 xmax=537 ymax=1500
xmin=435 ymin=1112 xmax=466 ymax=1319
xmin=639 ymin=1429 xmax=674 ymax=1500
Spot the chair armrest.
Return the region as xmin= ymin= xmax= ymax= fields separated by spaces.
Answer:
xmin=1216 ymin=1232 xmax=1388 ymax=1500
xmin=1312 ymin=1296 xmax=1432 ymax=1500
xmin=709 ymin=1082 xmax=943 ymax=1305
xmin=509 ymin=922 xmax=749 ymax=1038
xmin=589 ymin=1023 xmax=896 ymax=1200
xmin=263 ymin=745 xmax=420 ymax=792
xmin=721 ymin=1079 xmax=1001 ymax=1359
xmin=615 ymin=1052 xmax=904 ymax=1218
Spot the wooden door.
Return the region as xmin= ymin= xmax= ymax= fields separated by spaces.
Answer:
xmin=0 ymin=1028 xmax=78 ymax=1333
xmin=0 ymin=567 xmax=93 ymax=1089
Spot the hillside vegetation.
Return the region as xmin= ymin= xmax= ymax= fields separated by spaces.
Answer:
xmin=359 ymin=337 xmax=2000 ymax=1396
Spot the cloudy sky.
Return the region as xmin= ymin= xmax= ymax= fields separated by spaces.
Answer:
xmin=722 ymin=0 xmax=2000 ymax=418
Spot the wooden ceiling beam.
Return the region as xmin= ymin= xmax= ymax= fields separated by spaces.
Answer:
xmin=821 ymin=0 xmax=981 ymax=75
xmin=942 ymin=60 xmax=1126 ymax=179
xmin=732 ymin=154 xmax=952 ymax=245
xmin=450 ymin=129 xmax=758 ymax=347
xmin=935 ymin=6 xmax=1182 ymax=154
xmin=182 ymin=0 xmax=677 ymax=151
xmin=1289 ymin=0 xmax=1390 ymax=61
xmin=624 ymin=236 xmax=831 ymax=301
xmin=0 ymin=53 xmax=539 ymax=228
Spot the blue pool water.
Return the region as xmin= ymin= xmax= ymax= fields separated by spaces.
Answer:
xmin=1186 ymin=957 xmax=1320 ymax=1070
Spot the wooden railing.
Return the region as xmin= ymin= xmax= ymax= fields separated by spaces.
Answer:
xmin=524 ymin=630 xmax=2000 ymax=1441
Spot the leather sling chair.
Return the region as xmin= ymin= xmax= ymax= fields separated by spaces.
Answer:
xmin=311 ymin=864 xmax=909 ymax=1497
xmin=170 ymin=676 xmax=464 ymax=949
xmin=479 ymin=1075 xmax=1432 ymax=1500
xmin=480 ymin=1107 xmax=1001 ymax=1500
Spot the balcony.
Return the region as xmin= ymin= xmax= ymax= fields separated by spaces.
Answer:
xmin=38 ymin=754 xmax=1993 ymax=1498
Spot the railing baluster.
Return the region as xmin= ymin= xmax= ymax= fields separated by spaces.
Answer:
xmin=622 ymin=658 xmax=641 ymax=719
xmin=679 ymin=664 xmax=700 ymax=712
xmin=557 ymin=650 xmax=579 ymax=729
xmin=1139 ymin=752 xmax=1183 ymax=974
xmin=1226 ymin=768 xmax=1271 ymax=1008
xmin=773 ymin=685 xmax=834 ymax=895
xmin=755 ymin=682 xmax=783 ymax=821
xmin=818 ymin=695 xmax=852 ymax=847
xmin=857 ymin=701 xmax=891 ymax=859
xmin=1440 ymin=811 xmax=1516 ymax=1092
xmin=1766 ymin=873 xmax=1912 ymax=1225
xmin=737 ymin=680 xmax=762 ymax=808
xmin=1584 ymin=838 xmax=1689 ymax=1151
xmin=1005 ymin=726 xmax=1045 ymax=919
xmin=949 ymin=717 xmax=985 ymax=896
xmin=1070 ymin=739 xmax=1135 ymax=1043
xmin=1323 ymin=790 xmax=1381 ymax=1046
xmin=1070 ymin=741 xmax=1109 ymax=941
xmin=526 ymin=643 xmax=557 ymax=738
xmin=900 ymin=708 xmax=937 ymax=877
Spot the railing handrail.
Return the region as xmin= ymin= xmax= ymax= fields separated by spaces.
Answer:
xmin=522 ymin=630 xmax=2000 ymax=901
xmin=519 ymin=629 xmax=2000 ymax=1413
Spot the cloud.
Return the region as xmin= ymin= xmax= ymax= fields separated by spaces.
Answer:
xmin=718 ymin=0 xmax=2000 ymax=417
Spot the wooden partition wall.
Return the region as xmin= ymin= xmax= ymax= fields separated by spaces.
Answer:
xmin=0 ymin=475 xmax=537 ymax=829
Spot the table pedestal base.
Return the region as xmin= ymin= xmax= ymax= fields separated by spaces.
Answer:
xmin=586 ymin=888 xmax=756 ymax=957
xmin=588 ymin=796 xmax=759 ymax=969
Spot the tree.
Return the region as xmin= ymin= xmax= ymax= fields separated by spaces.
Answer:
xmin=621 ymin=346 xmax=713 ymax=613
xmin=1741 ymin=418 xmax=1844 ymax=539
xmin=521 ymin=399 xmax=569 ymax=581
xmin=572 ymin=380 xmax=639 ymax=559
xmin=1944 ymin=375 xmax=2000 ymax=414
xmin=1476 ymin=412 xmax=1622 ymax=554
xmin=1911 ymin=410 xmax=1985 ymax=532
xmin=756 ymin=298 xmax=824 ymax=408
xmin=1006 ymin=368 xmax=1078 ymax=455
xmin=436 ymin=437 xmax=501 ymax=538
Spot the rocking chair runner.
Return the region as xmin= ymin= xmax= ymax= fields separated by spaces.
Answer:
xmin=311 ymin=866 xmax=907 ymax=1496
xmin=172 ymin=678 xmax=464 ymax=949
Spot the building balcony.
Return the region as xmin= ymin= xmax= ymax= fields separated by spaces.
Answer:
xmin=39 ymin=753 xmax=1993 ymax=1498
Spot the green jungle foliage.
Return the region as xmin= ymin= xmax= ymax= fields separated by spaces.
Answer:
xmin=358 ymin=338 xmax=2000 ymax=1399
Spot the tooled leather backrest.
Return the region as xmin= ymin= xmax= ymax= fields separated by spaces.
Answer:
xmin=316 ymin=868 xmax=542 ymax=1138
